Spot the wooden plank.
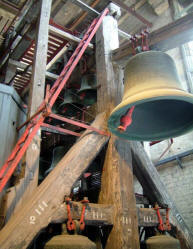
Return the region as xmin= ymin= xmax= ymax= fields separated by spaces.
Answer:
xmin=8 ymin=59 xmax=59 ymax=80
xmin=96 ymin=14 xmax=140 ymax=249
xmin=0 ymin=113 xmax=109 ymax=249
xmin=47 ymin=201 xmax=167 ymax=228
xmin=49 ymin=25 xmax=93 ymax=49
xmin=112 ymin=12 xmax=193 ymax=62
xmin=3 ymin=0 xmax=53 ymax=223
xmin=137 ymin=208 xmax=166 ymax=227
xmin=131 ymin=141 xmax=193 ymax=249
xmin=51 ymin=201 xmax=114 ymax=225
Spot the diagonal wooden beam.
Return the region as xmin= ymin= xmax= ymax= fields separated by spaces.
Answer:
xmin=0 ymin=113 xmax=109 ymax=249
xmin=112 ymin=12 xmax=193 ymax=62
xmin=131 ymin=141 xmax=193 ymax=249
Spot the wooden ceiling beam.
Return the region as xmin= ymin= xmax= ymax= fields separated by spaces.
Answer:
xmin=112 ymin=12 xmax=193 ymax=62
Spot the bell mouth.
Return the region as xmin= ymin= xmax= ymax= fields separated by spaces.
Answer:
xmin=108 ymin=89 xmax=193 ymax=141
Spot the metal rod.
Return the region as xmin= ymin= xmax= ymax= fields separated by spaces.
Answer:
xmin=50 ymin=113 xmax=109 ymax=136
xmin=69 ymin=0 xmax=132 ymax=40
xmin=71 ymin=0 xmax=99 ymax=15
xmin=41 ymin=123 xmax=81 ymax=137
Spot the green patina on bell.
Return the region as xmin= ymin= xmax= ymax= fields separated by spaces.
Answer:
xmin=77 ymin=74 xmax=97 ymax=106
xmin=108 ymin=51 xmax=193 ymax=141
xmin=58 ymin=90 xmax=81 ymax=117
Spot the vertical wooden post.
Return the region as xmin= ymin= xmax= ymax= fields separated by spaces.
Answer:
xmin=96 ymin=11 xmax=140 ymax=249
xmin=20 ymin=0 xmax=52 ymax=203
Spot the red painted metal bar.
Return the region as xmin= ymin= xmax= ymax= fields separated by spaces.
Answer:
xmin=0 ymin=8 xmax=109 ymax=193
xmin=41 ymin=123 xmax=81 ymax=137
xmin=50 ymin=113 xmax=109 ymax=136
xmin=48 ymin=9 xmax=109 ymax=107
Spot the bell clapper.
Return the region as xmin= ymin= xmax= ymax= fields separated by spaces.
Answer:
xmin=117 ymin=106 xmax=135 ymax=132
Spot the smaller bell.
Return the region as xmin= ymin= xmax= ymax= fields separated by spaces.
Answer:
xmin=59 ymin=89 xmax=77 ymax=106
xmin=44 ymin=235 xmax=96 ymax=249
xmin=44 ymin=146 xmax=65 ymax=176
xmin=146 ymin=235 xmax=181 ymax=249
xmin=58 ymin=90 xmax=80 ymax=117
xmin=77 ymin=74 xmax=97 ymax=106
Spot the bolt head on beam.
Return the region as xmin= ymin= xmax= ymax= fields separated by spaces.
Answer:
xmin=108 ymin=3 xmax=121 ymax=20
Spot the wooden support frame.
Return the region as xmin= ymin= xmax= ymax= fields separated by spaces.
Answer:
xmin=24 ymin=0 xmax=52 ymax=198
xmin=0 ymin=113 xmax=109 ymax=249
xmin=96 ymin=13 xmax=140 ymax=249
xmin=112 ymin=12 xmax=193 ymax=62
xmin=49 ymin=202 xmax=167 ymax=228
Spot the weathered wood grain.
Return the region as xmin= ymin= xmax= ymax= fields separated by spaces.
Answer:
xmin=96 ymin=15 xmax=140 ymax=249
xmin=0 ymin=113 xmax=109 ymax=249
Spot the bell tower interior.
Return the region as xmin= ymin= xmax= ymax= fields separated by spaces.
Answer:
xmin=0 ymin=1 xmax=193 ymax=249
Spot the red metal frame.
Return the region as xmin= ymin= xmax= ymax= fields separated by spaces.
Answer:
xmin=0 ymin=8 xmax=109 ymax=193
xmin=49 ymin=113 xmax=109 ymax=136
xmin=41 ymin=123 xmax=81 ymax=137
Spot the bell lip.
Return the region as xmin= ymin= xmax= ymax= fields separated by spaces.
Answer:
xmin=108 ymin=88 xmax=193 ymax=141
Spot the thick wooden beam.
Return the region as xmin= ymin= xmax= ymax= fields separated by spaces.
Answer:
xmin=137 ymin=208 xmax=166 ymax=227
xmin=48 ymin=201 xmax=167 ymax=228
xmin=24 ymin=0 xmax=52 ymax=200
xmin=49 ymin=25 xmax=93 ymax=49
xmin=96 ymin=14 xmax=140 ymax=249
xmin=0 ymin=113 xmax=109 ymax=249
xmin=131 ymin=141 xmax=193 ymax=249
xmin=51 ymin=202 xmax=114 ymax=225
xmin=112 ymin=12 xmax=193 ymax=62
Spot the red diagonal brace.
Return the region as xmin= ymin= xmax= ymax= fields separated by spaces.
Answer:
xmin=0 ymin=8 xmax=109 ymax=193
xmin=49 ymin=113 xmax=109 ymax=136
xmin=41 ymin=123 xmax=81 ymax=137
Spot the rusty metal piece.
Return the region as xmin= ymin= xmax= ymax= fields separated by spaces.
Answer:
xmin=65 ymin=197 xmax=76 ymax=231
xmin=80 ymin=197 xmax=89 ymax=230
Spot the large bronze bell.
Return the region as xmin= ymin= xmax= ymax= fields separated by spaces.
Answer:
xmin=108 ymin=51 xmax=193 ymax=141
xmin=77 ymin=74 xmax=97 ymax=106
xmin=146 ymin=235 xmax=181 ymax=249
